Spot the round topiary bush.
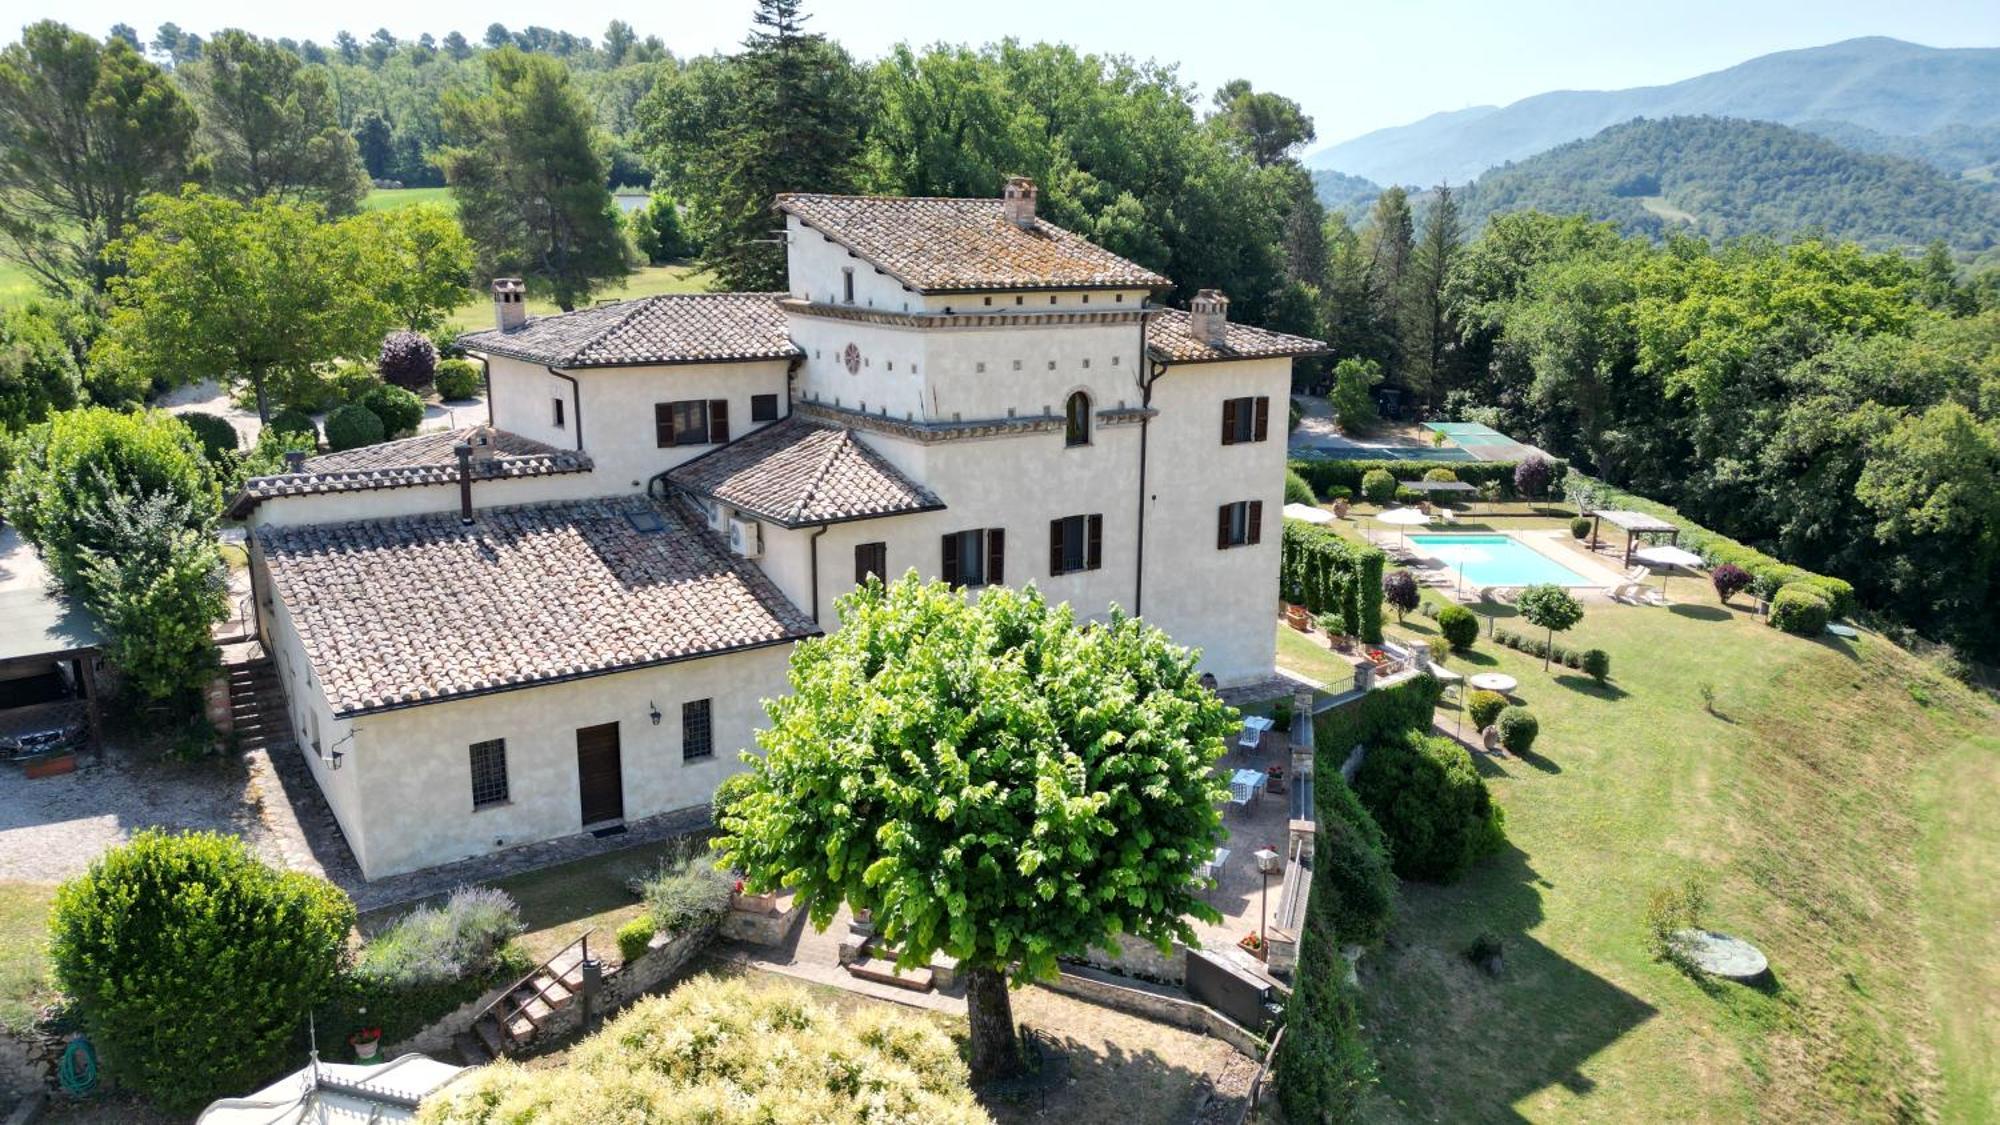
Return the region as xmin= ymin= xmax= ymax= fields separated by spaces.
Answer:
xmin=1581 ymin=648 xmax=1610 ymax=684
xmin=359 ymin=383 xmax=424 ymax=438
xmin=1467 ymin=689 xmax=1507 ymax=730
xmin=1569 ymin=516 xmax=1592 ymax=540
xmin=1769 ymin=584 xmax=1831 ymax=636
xmin=49 ymin=830 xmax=355 ymax=1114
xmin=1514 ymin=454 xmax=1552 ymax=500
xmin=1284 ymin=468 xmax=1317 ymax=505
xmin=267 ymin=406 xmax=319 ymax=441
xmin=1496 ymin=706 xmax=1539 ymax=754
xmin=616 ymin=915 xmax=657 ymax=963
xmin=175 ymin=411 xmax=239 ymax=463
xmin=1423 ymin=467 xmax=1458 ymax=483
xmin=434 ymin=358 xmax=483 ymax=401
xmin=324 ymin=402 xmax=385 ymax=452
xmin=1361 ymin=468 xmax=1397 ymax=505
xmin=1436 ymin=604 xmax=1479 ymax=650
xmin=378 ymin=330 xmax=438 ymax=390
xmin=1711 ymin=563 xmax=1752 ymax=604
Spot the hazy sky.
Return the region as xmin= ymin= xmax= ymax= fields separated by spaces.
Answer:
xmin=7 ymin=0 xmax=1997 ymax=147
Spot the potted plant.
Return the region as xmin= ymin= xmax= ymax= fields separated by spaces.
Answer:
xmin=349 ymin=1026 xmax=382 ymax=1062
xmin=730 ymin=877 xmax=778 ymax=914
xmin=1332 ymin=496 xmax=1350 ymax=519
xmin=1284 ymin=603 xmax=1312 ymax=631
xmin=1238 ymin=931 xmax=1266 ymax=960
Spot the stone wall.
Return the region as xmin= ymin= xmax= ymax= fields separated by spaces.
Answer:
xmin=1038 ymin=965 xmax=1265 ymax=1058
xmin=1067 ymin=938 xmax=1189 ymax=985
xmin=385 ymin=977 xmax=519 ymax=1059
xmin=531 ymin=921 xmax=715 ymax=1046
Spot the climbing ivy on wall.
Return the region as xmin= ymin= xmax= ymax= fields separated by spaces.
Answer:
xmin=1281 ymin=519 xmax=1386 ymax=643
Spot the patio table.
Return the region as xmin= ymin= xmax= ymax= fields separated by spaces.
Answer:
xmin=1468 ymin=672 xmax=1519 ymax=696
xmin=1230 ymin=768 xmax=1268 ymax=799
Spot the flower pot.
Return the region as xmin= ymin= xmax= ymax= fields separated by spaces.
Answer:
xmin=1284 ymin=604 xmax=1312 ymax=632
xmin=1238 ymin=934 xmax=1267 ymax=960
xmin=731 ymin=889 xmax=778 ymax=914
xmin=349 ymin=1034 xmax=381 ymax=1062
xmin=1332 ymin=498 xmax=1350 ymax=519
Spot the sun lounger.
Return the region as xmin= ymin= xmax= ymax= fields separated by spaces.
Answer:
xmin=1608 ymin=568 xmax=1654 ymax=603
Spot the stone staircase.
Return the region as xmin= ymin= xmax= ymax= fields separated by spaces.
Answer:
xmin=455 ymin=932 xmax=593 ymax=1064
xmin=222 ymin=649 xmax=292 ymax=753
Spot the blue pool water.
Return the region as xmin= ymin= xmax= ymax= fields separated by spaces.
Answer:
xmin=1406 ymin=534 xmax=1598 ymax=588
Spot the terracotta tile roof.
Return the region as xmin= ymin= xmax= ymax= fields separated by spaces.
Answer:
xmin=228 ymin=427 xmax=592 ymax=516
xmin=458 ymin=293 xmax=801 ymax=367
xmin=666 ymin=417 xmax=943 ymax=528
xmin=258 ymin=495 xmax=817 ymax=716
xmin=776 ymin=194 xmax=1171 ymax=293
xmin=1145 ymin=310 xmax=1331 ymax=364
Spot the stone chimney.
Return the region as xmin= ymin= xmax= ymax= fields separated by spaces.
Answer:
xmin=492 ymin=277 xmax=526 ymax=333
xmin=467 ymin=424 xmax=498 ymax=465
xmin=1002 ymin=176 xmax=1038 ymax=229
xmin=283 ymin=450 xmax=307 ymax=473
xmin=1189 ymin=289 xmax=1230 ymax=347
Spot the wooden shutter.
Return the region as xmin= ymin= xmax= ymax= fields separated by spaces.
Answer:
xmin=986 ymin=528 xmax=1004 ymax=585
xmin=1087 ymin=514 xmax=1103 ymax=570
xmin=1221 ymin=398 xmax=1239 ymax=445
xmin=709 ymin=399 xmax=730 ymax=443
xmin=1253 ymin=396 xmax=1270 ymax=442
xmin=654 ymin=403 xmax=674 ymax=447
xmin=1050 ymin=519 xmax=1065 ymax=576
xmin=1247 ymin=500 xmax=1264 ymax=545
xmin=941 ymin=533 xmax=959 ymax=586
xmin=1217 ymin=504 xmax=1232 ymax=549
xmin=855 ymin=542 xmax=884 ymax=584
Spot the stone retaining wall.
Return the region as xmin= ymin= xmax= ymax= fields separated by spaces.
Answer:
xmin=1038 ymin=966 xmax=1265 ymax=1058
xmin=533 ymin=922 xmax=715 ymax=1045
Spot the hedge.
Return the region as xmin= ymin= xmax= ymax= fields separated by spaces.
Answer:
xmin=1281 ymin=520 xmax=1386 ymax=643
xmin=1564 ymin=471 xmax=1855 ymax=617
xmin=1314 ymin=671 xmax=1442 ymax=761
xmin=1275 ymin=907 xmax=1375 ymax=1122
xmin=1290 ymin=457 xmax=1570 ymax=503
xmin=1770 ymin=585 xmax=1831 ymax=636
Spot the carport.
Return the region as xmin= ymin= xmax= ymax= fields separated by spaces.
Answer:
xmin=0 ymin=528 xmax=105 ymax=766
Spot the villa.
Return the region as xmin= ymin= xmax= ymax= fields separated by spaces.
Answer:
xmin=232 ymin=179 xmax=1328 ymax=879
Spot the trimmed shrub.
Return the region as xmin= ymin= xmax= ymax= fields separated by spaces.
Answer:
xmin=1770 ymin=584 xmax=1831 ymax=636
xmin=1711 ymin=563 xmax=1752 ymax=603
xmin=1360 ymin=468 xmax=1397 ymax=504
xmin=1284 ymin=468 xmax=1317 ymax=505
xmin=359 ymin=383 xmax=424 ymax=438
xmin=267 ymin=406 xmax=319 ymax=441
xmin=1382 ymin=569 xmax=1419 ymax=622
xmin=1514 ymin=455 xmax=1552 ymax=499
xmin=50 ymin=831 xmax=355 ymax=1114
xmin=1569 ymin=516 xmax=1592 ymax=540
xmin=177 ymin=411 xmax=239 ymax=462
xmin=1314 ymin=671 xmax=1443 ymax=759
xmin=1281 ymin=520 xmax=1386 ymax=642
xmin=1425 ymin=634 xmax=1451 ymax=665
xmin=1290 ymin=457 xmax=1567 ymax=502
xmin=1422 ymin=467 xmax=1458 ymax=483
xmin=1436 ymin=604 xmax=1478 ymax=650
xmin=378 ymin=330 xmax=438 ymax=390
xmin=1350 ymin=732 xmax=1506 ymax=882
xmin=355 ymin=885 xmax=524 ymax=990
xmin=1496 ymin=707 xmax=1539 ymax=754
xmin=434 ymin=358 xmax=482 ymax=401
xmin=1276 ymin=919 xmax=1375 ymax=1121
xmin=642 ymin=853 xmax=733 ymax=933
xmin=616 ymin=915 xmax=657 ymax=963
xmin=1316 ymin=779 xmax=1396 ymax=948
xmin=324 ymin=402 xmax=385 ymax=452
xmin=1581 ymin=648 xmax=1610 ymax=684
xmin=1322 ymin=484 xmax=1352 ymax=501
xmin=1467 ymin=689 xmax=1507 ymax=730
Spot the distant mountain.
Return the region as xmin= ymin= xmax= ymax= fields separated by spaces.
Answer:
xmin=1308 ymin=38 xmax=2000 ymax=187
xmin=1310 ymin=169 xmax=1383 ymax=217
xmin=1455 ymin=116 xmax=2000 ymax=251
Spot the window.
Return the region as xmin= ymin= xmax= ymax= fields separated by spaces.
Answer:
xmin=942 ymin=528 xmax=1003 ymax=588
xmin=1049 ymin=514 xmax=1103 ymax=575
xmin=469 ymin=739 xmax=509 ymax=808
xmin=552 ymin=397 xmax=565 ymax=428
xmin=1064 ymin=392 xmax=1091 ymax=447
xmin=1220 ymin=396 xmax=1271 ymax=445
xmin=1217 ymin=501 xmax=1264 ymax=549
xmin=655 ymin=399 xmax=730 ymax=446
xmin=682 ymin=699 xmax=713 ymax=762
xmin=855 ymin=541 xmax=887 ymax=584
xmin=751 ymin=393 xmax=779 ymax=422
xmin=842 ymin=268 xmax=855 ymax=304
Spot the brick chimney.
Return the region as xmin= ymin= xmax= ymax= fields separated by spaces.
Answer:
xmin=1002 ymin=176 xmax=1038 ymax=229
xmin=1189 ymin=289 xmax=1230 ymax=347
xmin=492 ymin=277 xmax=526 ymax=333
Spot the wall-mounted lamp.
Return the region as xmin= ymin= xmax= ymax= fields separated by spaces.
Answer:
xmin=648 ymin=702 xmax=662 ymax=726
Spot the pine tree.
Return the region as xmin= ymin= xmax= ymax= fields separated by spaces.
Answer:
xmin=1362 ymin=187 xmax=1415 ymax=379
xmin=1400 ymin=184 xmax=1464 ymax=408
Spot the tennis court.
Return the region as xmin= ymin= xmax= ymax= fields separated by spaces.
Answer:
xmin=1421 ymin=422 xmax=1549 ymax=463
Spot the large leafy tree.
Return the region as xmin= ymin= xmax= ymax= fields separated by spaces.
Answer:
xmin=0 ymin=303 xmax=84 ymax=431
xmin=716 ymin=576 xmax=1234 ymax=1081
xmin=0 ymin=22 xmax=197 ymax=296
xmin=439 ymin=47 xmax=626 ymax=310
xmin=95 ymin=189 xmax=393 ymax=422
xmin=184 ymin=30 xmax=371 ymax=217
xmin=347 ymin=203 xmax=475 ymax=333
xmin=1516 ymin=583 xmax=1584 ymax=672
xmin=1211 ymin=79 xmax=1315 ymax=167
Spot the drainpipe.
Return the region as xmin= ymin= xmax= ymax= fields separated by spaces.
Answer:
xmin=1133 ymin=308 xmax=1163 ymax=618
xmin=547 ymin=366 xmax=582 ymax=451
xmin=808 ymin=524 xmax=829 ymax=624
xmin=477 ymin=355 xmax=494 ymax=427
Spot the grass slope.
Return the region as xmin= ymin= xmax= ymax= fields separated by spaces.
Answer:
xmin=1323 ymin=530 xmax=1997 ymax=1120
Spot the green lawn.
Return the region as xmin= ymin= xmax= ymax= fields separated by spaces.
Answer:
xmin=442 ymin=263 xmax=714 ymax=333
xmin=0 ymin=258 xmax=39 ymax=307
xmin=360 ymin=186 xmax=454 ymax=212
xmin=0 ymin=884 xmax=58 ymax=1031
xmin=1332 ymin=558 xmax=1998 ymax=1120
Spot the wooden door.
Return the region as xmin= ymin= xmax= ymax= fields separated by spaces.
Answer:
xmin=575 ymin=722 xmax=624 ymax=826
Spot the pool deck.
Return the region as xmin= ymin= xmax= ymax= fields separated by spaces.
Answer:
xmin=1405 ymin=527 xmax=1634 ymax=600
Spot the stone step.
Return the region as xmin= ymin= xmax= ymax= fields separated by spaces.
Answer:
xmin=452 ymin=1030 xmax=491 ymax=1067
xmin=474 ymin=1015 xmax=506 ymax=1059
xmin=845 ymin=957 xmax=934 ymax=993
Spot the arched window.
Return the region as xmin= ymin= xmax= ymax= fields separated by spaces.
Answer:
xmin=1065 ymin=391 xmax=1091 ymax=447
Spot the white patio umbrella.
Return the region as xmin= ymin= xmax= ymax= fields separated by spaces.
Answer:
xmin=1376 ymin=506 xmax=1431 ymax=547
xmin=1634 ymin=544 xmax=1705 ymax=601
xmin=1282 ymin=502 xmax=1334 ymax=525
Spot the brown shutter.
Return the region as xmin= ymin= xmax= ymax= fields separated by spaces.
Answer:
xmin=1218 ymin=504 xmax=1232 ymax=550
xmin=1253 ymin=396 xmax=1270 ymax=442
xmin=987 ymin=528 xmax=1004 ymax=585
xmin=941 ymin=533 xmax=959 ymax=586
xmin=1087 ymin=514 xmax=1103 ymax=570
xmin=1247 ymin=500 xmax=1264 ymax=545
xmin=709 ymin=399 xmax=730 ymax=443
xmin=655 ymin=403 xmax=674 ymax=447
xmin=1221 ymin=398 xmax=1238 ymax=445
xmin=1050 ymin=519 xmax=1065 ymax=576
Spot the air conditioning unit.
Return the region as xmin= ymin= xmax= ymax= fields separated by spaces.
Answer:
xmin=728 ymin=517 xmax=762 ymax=558
xmin=702 ymin=498 xmax=727 ymax=532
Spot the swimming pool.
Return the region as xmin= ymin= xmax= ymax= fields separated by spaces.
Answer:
xmin=1406 ymin=534 xmax=1598 ymax=588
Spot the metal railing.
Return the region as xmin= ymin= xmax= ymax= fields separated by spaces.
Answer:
xmin=473 ymin=927 xmax=594 ymax=1049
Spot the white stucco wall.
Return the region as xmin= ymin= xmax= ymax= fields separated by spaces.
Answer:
xmin=249 ymin=472 xmax=604 ymax=528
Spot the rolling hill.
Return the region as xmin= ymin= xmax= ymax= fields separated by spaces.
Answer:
xmin=1454 ymin=116 xmax=2000 ymax=251
xmin=1308 ymin=37 xmax=2000 ymax=188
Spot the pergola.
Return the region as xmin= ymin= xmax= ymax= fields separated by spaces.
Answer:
xmin=1398 ymin=478 xmax=1480 ymax=511
xmin=0 ymin=576 xmax=105 ymax=764
xmin=1587 ymin=509 xmax=1681 ymax=566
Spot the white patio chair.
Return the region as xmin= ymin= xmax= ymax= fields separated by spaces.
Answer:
xmin=1237 ymin=720 xmax=1263 ymax=752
